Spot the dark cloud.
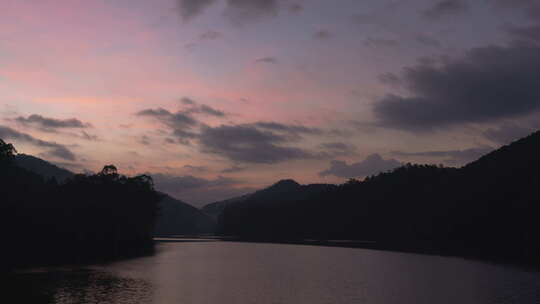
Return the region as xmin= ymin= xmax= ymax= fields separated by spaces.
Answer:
xmin=490 ymin=0 xmax=540 ymax=19
xmin=44 ymin=147 xmax=77 ymax=161
xmin=364 ymin=37 xmax=399 ymax=48
xmin=183 ymin=165 xmax=208 ymax=172
xmin=483 ymin=123 xmax=536 ymax=144
xmin=255 ymin=57 xmax=278 ymax=64
xmin=137 ymin=104 xmax=331 ymax=164
xmin=507 ymin=24 xmax=540 ymax=44
xmin=137 ymin=108 xmax=198 ymax=129
xmin=181 ymin=97 xmax=196 ymax=105
xmin=374 ymin=42 xmax=540 ymax=131
xmin=221 ymin=165 xmax=246 ymax=173
xmin=179 ymin=97 xmax=226 ymax=117
xmin=423 ymin=0 xmax=469 ymax=19
xmin=318 ymin=142 xmax=357 ymax=157
xmin=80 ymin=131 xmax=99 ymax=141
xmin=139 ymin=135 xmax=151 ymax=146
xmin=392 ymin=146 xmax=493 ymax=166
xmin=177 ymin=0 xmax=217 ymax=22
xmin=415 ymin=33 xmax=441 ymax=47
xmin=195 ymin=104 xmax=226 ymax=117
xmin=177 ymin=0 xmax=278 ymax=24
xmin=253 ymin=121 xmax=322 ymax=135
xmin=198 ymin=124 xmax=312 ymax=163
xmin=137 ymin=98 xmax=227 ymax=144
xmin=15 ymin=114 xmax=91 ymax=130
xmin=151 ymin=173 xmax=254 ymax=206
xmin=137 ymin=108 xmax=199 ymax=143
xmin=199 ymin=30 xmax=223 ymax=40
xmin=319 ymin=154 xmax=402 ymax=178
xmin=288 ymin=3 xmax=303 ymax=14
xmin=224 ymin=0 xmax=278 ymax=25
xmin=313 ymin=30 xmax=332 ymax=40
xmin=378 ymin=72 xmax=402 ymax=86
xmin=0 ymin=125 xmax=76 ymax=161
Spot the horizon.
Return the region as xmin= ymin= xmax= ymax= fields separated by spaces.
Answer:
xmin=2 ymin=0 xmax=540 ymax=206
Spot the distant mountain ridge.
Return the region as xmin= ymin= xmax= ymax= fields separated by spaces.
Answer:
xmin=154 ymin=195 xmax=216 ymax=235
xmin=202 ymin=179 xmax=336 ymax=219
xmin=15 ymin=154 xmax=74 ymax=182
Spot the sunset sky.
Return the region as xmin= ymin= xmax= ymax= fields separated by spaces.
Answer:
xmin=2 ymin=0 xmax=540 ymax=206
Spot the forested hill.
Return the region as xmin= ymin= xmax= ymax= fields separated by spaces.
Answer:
xmin=155 ymin=195 xmax=216 ymax=236
xmin=6 ymin=151 xmax=216 ymax=237
xmin=202 ymin=179 xmax=336 ymax=219
xmin=0 ymin=140 xmax=162 ymax=269
xmin=14 ymin=154 xmax=74 ymax=182
xmin=218 ymin=130 xmax=540 ymax=265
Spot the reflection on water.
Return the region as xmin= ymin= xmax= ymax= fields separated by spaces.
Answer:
xmin=5 ymin=269 xmax=153 ymax=304
xmin=5 ymin=241 xmax=540 ymax=304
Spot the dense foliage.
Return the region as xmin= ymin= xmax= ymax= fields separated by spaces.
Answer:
xmin=0 ymin=140 xmax=162 ymax=270
xmin=219 ymin=131 xmax=540 ymax=265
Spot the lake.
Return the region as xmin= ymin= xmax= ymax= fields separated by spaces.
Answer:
xmin=5 ymin=240 xmax=540 ymax=303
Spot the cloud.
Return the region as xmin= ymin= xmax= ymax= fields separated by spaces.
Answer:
xmin=253 ymin=121 xmax=322 ymax=135
xmin=374 ymin=42 xmax=540 ymax=131
xmin=288 ymin=3 xmax=303 ymax=14
xmin=136 ymin=99 xmax=226 ymax=144
xmin=151 ymin=173 xmax=254 ymax=206
xmin=199 ymin=30 xmax=223 ymax=40
xmin=15 ymin=114 xmax=91 ymax=131
xmin=221 ymin=165 xmax=246 ymax=173
xmin=415 ymin=33 xmax=441 ymax=47
xmin=318 ymin=142 xmax=357 ymax=157
xmin=378 ymin=72 xmax=402 ymax=86
xmin=507 ymin=24 xmax=540 ymax=44
xmin=364 ymin=37 xmax=399 ymax=48
xmin=319 ymin=154 xmax=402 ymax=178
xmin=198 ymin=124 xmax=312 ymax=163
xmin=136 ymin=104 xmax=330 ymax=164
xmin=224 ymin=0 xmax=278 ymax=25
xmin=137 ymin=108 xmax=198 ymax=129
xmin=255 ymin=57 xmax=278 ymax=64
xmin=490 ymin=0 xmax=540 ymax=19
xmin=180 ymin=97 xmax=196 ymax=105
xmin=177 ymin=0 xmax=217 ymax=22
xmin=80 ymin=131 xmax=99 ymax=141
xmin=0 ymin=125 xmax=76 ymax=161
xmin=195 ymin=104 xmax=226 ymax=117
xmin=183 ymin=165 xmax=208 ymax=172
xmin=392 ymin=146 xmax=493 ymax=166
xmin=137 ymin=108 xmax=199 ymax=144
xmin=177 ymin=0 xmax=278 ymax=24
xmin=483 ymin=123 xmax=536 ymax=144
xmin=423 ymin=0 xmax=469 ymax=19
xmin=313 ymin=30 xmax=332 ymax=40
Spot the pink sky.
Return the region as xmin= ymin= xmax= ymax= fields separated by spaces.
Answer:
xmin=1 ymin=0 xmax=537 ymax=206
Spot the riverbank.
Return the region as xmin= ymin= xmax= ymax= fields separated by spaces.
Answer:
xmin=155 ymin=235 xmax=540 ymax=270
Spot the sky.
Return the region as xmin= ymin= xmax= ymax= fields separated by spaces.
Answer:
xmin=2 ymin=0 xmax=540 ymax=207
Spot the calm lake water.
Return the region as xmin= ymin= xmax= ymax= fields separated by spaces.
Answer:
xmin=6 ymin=240 xmax=540 ymax=304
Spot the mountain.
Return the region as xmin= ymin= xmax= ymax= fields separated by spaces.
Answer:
xmin=202 ymin=179 xmax=336 ymax=220
xmin=11 ymin=154 xmax=214 ymax=236
xmin=217 ymin=130 xmax=540 ymax=265
xmin=15 ymin=154 xmax=74 ymax=182
xmin=154 ymin=195 xmax=216 ymax=235
xmin=202 ymin=194 xmax=251 ymax=220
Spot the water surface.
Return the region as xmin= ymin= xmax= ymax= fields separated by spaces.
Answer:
xmin=6 ymin=240 xmax=540 ymax=303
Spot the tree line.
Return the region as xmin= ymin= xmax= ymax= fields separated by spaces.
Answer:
xmin=218 ymin=131 xmax=540 ymax=265
xmin=0 ymin=139 xmax=162 ymax=270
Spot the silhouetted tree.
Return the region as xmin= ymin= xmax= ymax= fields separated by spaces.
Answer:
xmin=0 ymin=141 xmax=163 ymax=270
